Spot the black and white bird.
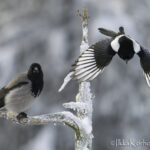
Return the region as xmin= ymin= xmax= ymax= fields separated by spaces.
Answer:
xmin=0 ymin=63 xmax=44 ymax=120
xmin=59 ymin=27 xmax=150 ymax=91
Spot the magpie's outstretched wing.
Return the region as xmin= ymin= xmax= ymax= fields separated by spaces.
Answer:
xmin=59 ymin=38 xmax=116 ymax=92
xmin=138 ymin=47 xmax=150 ymax=87
xmin=71 ymin=39 xmax=116 ymax=82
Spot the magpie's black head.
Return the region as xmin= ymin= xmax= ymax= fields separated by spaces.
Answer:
xmin=28 ymin=63 xmax=44 ymax=97
xmin=117 ymin=36 xmax=135 ymax=61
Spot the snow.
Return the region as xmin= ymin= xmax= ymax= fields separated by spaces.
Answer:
xmin=81 ymin=40 xmax=89 ymax=53
xmin=60 ymin=111 xmax=82 ymax=128
xmin=63 ymin=102 xmax=89 ymax=111
xmin=81 ymin=117 xmax=92 ymax=134
xmin=83 ymin=26 xmax=88 ymax=39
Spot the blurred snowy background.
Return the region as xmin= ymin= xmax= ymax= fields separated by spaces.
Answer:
xmin=0 ymin=0 xmax=150 ymax=150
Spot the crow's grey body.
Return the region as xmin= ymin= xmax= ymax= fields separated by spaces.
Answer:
xmin=3 ymin=73 xmax=35 ymax=113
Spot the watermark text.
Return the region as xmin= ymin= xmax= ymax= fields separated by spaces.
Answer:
xmin=110 ymin=139 xmax=150 ymax=147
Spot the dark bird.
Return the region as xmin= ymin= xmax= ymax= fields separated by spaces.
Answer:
xmin=59 ymin=27 xmax=149 ymax=91
xmin=0 ymin=63 xmax=44 ymax=120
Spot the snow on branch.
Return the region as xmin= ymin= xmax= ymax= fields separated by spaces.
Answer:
xmin=0 ymin=111 xmax=82 ymax=139
xmin=77 ymin=9 xmax=89 ymax=53
xmin=75 ymin=8 xmax=93 ymax=150
xmin=63 ymin=102 xmax=89 ymax=112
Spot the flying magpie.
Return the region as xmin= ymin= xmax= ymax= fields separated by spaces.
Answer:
xmin=59 ymin=27 xmax=150 ymax=91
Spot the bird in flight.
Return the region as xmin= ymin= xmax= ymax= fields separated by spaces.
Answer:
xmin=59 ymin=27 xmax=150 ymax=91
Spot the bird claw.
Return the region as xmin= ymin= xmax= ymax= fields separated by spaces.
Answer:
xmin=16 ymin=112 xmax=27 ymax=122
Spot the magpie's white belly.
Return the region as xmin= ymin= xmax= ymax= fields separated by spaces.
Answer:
xmin=5 ymin=84 xmax=35 ymax=113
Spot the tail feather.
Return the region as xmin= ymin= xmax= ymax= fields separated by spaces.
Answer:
xmin=58 ymin=72 xmax=74 ymax=92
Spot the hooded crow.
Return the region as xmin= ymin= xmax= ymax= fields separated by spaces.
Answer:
xmin=0 ymin=63 xmax=44 ymax=120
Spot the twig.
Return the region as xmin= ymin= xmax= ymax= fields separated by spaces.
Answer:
xmin=77 ymin=8 xmax=90 ymax=21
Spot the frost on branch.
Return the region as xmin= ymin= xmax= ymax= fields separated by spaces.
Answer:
xmin=63 ymin=102 xmax=89 ymax=112
xmin=0 ymin=111 xmax=82 ymax=139
xmin=73 ymin=8 xmax=93 ymax=150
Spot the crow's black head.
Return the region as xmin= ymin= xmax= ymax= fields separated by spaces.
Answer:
xmin=28 ymin=63 xmax=44 ymax=97
xmin=28 ymin=63 xmax=43 ymax=77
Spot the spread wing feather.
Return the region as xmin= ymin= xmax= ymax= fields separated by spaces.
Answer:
xmin=71 ymin=39 xmax=116 ymax=81
xmin=138 ymin=47 xmax=150 ymax=87
xmin=59 ymin=39 xmax=116 ymax=92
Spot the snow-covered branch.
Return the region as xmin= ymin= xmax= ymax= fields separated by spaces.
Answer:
xmin=63 ymin=102 xmax=89 ymax=111
xmin=0 ymin=111 xmax=81 ymax=139
xmin=74 ymin=8 xmax=94 ymax=150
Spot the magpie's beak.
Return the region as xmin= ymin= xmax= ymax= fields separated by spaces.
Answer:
xmin=125 ymin=60 xmax=128 ymax=64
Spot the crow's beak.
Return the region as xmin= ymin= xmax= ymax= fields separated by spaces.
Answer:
xmin=33 ymin=68 xmax=39 ymax=73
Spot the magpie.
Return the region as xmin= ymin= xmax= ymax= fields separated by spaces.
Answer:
xmin=0 ymin=63 xmax=44 ymax=120
xmin=59 ymin=27 xmax=150 ymax=91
